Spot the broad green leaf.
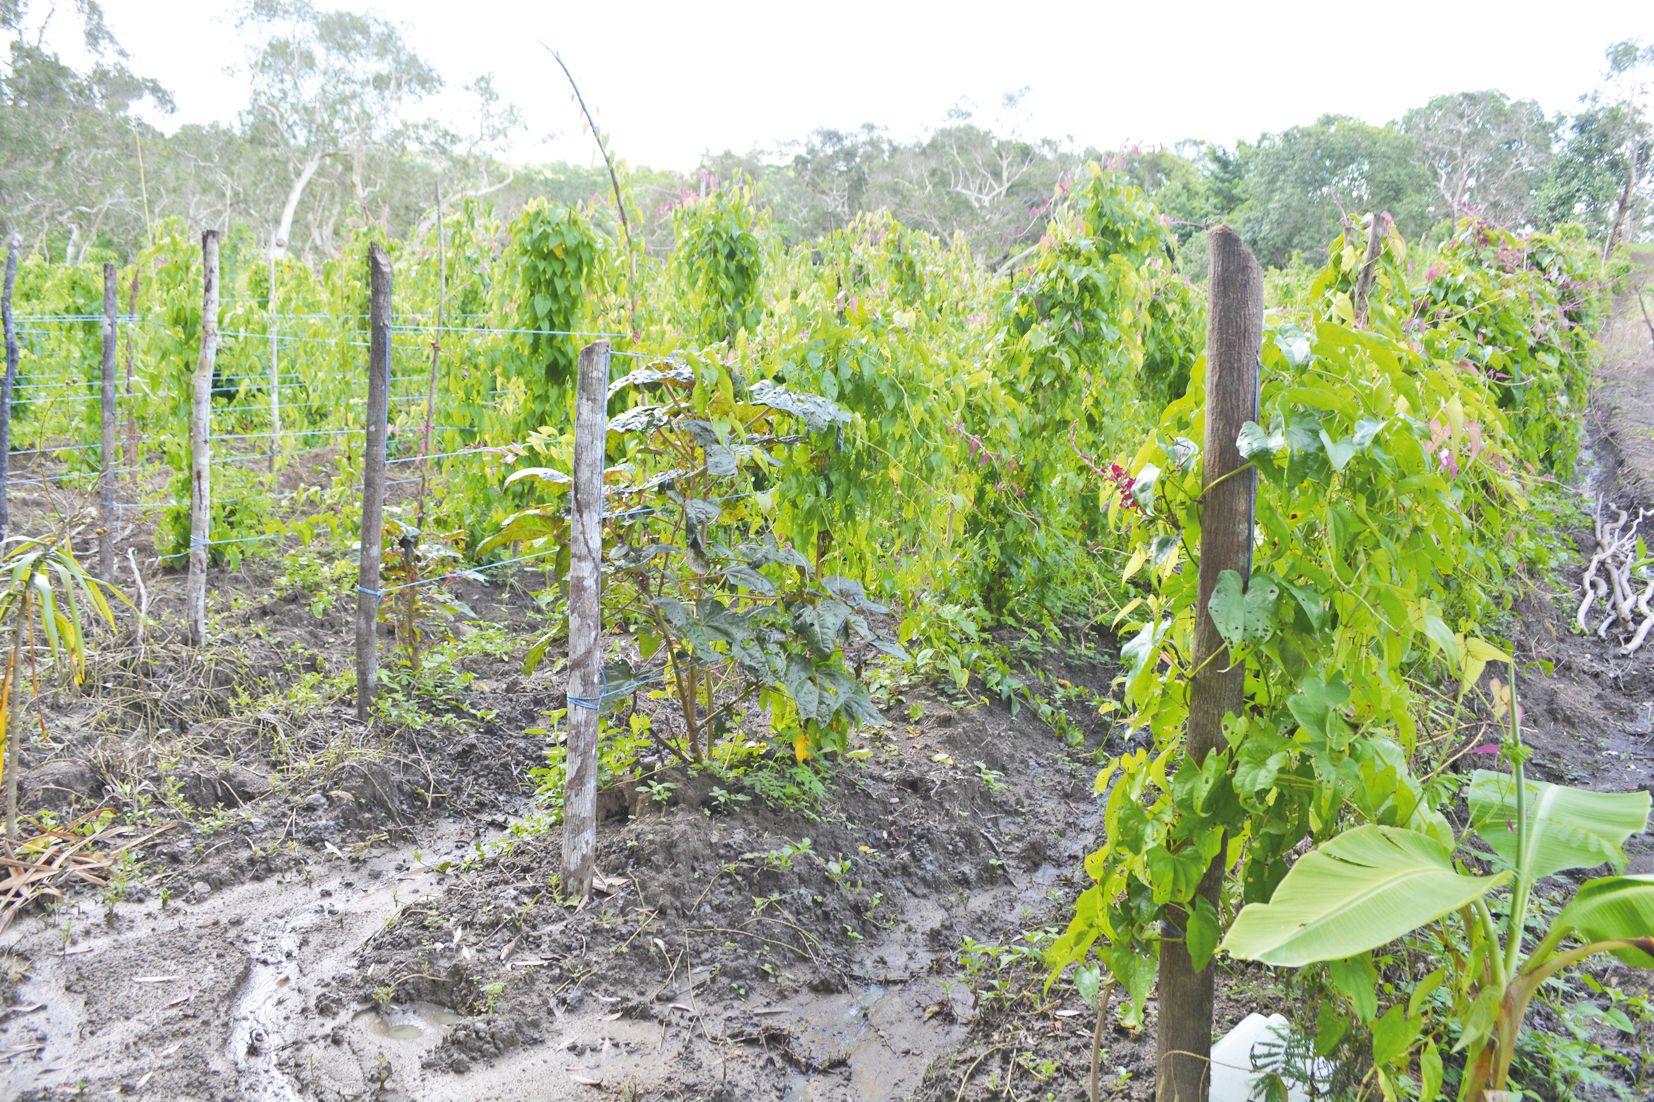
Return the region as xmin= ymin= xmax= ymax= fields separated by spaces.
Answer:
xmin=1352 ymin=417 xmax=1386 ymax=448
xmin=746 ymin=379 xmax=850 ymax=432
xmin=477 ymin=508 xmax=567 ymax=554
xmin=1236 ymin=420 xmax=1286 ymax=459
xmin=1468 ymin=771 xmax=1649 ymax=882
xmin=1221 ymin=826 xmax=1506 ymax=967
xmin=1458 ymin=636 xmax=1510 ymax=698
xmin=1287 ymin=674 xmax=1352 ymax=751
xmin=1319 ymin=430 xmax=1357 ymax=472
xmin=1554 ymin=876 xmax=1654 ymax=966
xmin=1420 ymin=1040 xmax=1443 ymax=1101
xmin=1121 ymin=617 xmax=1169 ymax=681
xmin=1186 ymin=896 xmax=1220 ymax=972
xmin=1419 ymin=608 xmax=1458 ymax=665
xmin=794 ymin=600 xmax=853 ymax=657
xmin=704 ymin=443 xmax=738 ymax=478
xmin=1371 ymin=1004 xmax=1417 ymax=1066
xmin=1207 ymin=570 xmax=1279 ymax=647
xmin=522 ymin=628 xmax=558 ymax=676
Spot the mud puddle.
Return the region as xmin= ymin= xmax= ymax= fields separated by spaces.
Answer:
xmin=1 ymin=808 xmax=524 ymax=1101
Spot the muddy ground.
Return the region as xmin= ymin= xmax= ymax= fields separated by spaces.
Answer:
xmin=2 ymin=271 xmax=1653 ymax=1102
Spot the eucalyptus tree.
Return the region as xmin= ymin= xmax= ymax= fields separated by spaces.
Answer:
xmin=1400 ymin=91 xmax=1552 ymax=227
xmin=0 ymin=0 xmax=171 ymax=258
xmin=236 ymin=0 xmax=442 ymax=259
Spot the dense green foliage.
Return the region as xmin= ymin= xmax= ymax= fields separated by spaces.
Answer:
xmin=1048 ymin=214 xmax=1612 ymax=1098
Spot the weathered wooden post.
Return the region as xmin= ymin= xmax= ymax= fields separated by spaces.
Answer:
xmin=267 ymin=249 xmax=280 ymax=476
xmin=563 ymin=338 xmax=609 ymax=899
xmin=123 ymin=269 xmax=139 ymax=469
xmin=0 ymin=236 xmax=17 ymax=544
xmin=1155 ymin=226 xmax=1262 ymax=1102
xmin=186 ymin=231 xmax=220 ymax=647
xmin=1352 ymin=211 xmax=1388 ymax=327
xmin=354 ymin=243 xmax=392 ymax=721
xmin=98 ymin=262 xmax=117 ymax=580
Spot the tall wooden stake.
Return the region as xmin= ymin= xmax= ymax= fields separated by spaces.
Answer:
xmin=0 ymin=237 xmax=17 ymax=544
xmin=563 ymin=339 xmax=609 ymax=899
xmin=1155 ymin=226 xmax=1262 ymax=1102
xmin=1352 ymin=212 xmax=1388 ymax=327
xmin=98 ymin=262 xmax=117 ymax=580
xmin=123 ymin=268 xmax=139 ymax=469
xmin=186 ymin=231 xmax=220 ymax=647
xmin=268 ymin=249 xmax=281 ymax=476
xmin=355 ymin=243 xmax=392 ymax=722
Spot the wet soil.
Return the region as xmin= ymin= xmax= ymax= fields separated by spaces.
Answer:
xmin=0 ymin=498 xmax=1140 ymax=1100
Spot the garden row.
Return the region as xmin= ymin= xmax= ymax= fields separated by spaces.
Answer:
xmin=0 ymin=167 xmax=1628 ymax=1098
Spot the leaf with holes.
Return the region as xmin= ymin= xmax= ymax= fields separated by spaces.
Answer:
xmin=1208 ymin=570 xmax=1280 ymax=648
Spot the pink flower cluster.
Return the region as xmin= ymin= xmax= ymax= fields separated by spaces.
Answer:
xmin=1106 ymin=463 xmax=1142 ymax=512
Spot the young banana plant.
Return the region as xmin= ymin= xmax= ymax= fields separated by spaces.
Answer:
xmin=1221 ymin=671 xmax=1653 ymax=1101
xmin=0 ymin=535 xmax=120 ymax=838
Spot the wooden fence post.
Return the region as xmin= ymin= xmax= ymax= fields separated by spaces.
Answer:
xmin=1352 ymin=211 xmax=1388 ymax=327
xmin=1155 ymin=226 xmax=1263 ymax=1102
xmin=123 ymin=268 xmax=139 ymax=469
xmin=563 ymin=338 xmax=609 ymax=900
xmin=98 ymin=262 xmax=117 ymax=580
xmin=186 ymin=230 xmax=220 ymax=647
xmin=355 ymin=243 xmax=391 ymax=722
xmin=0 ymin=236 xmax=17 ymax=544
xmin=268 ymin=249 xmax=280 ymax=476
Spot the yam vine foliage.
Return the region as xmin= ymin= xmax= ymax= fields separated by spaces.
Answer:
xmin=671 ymin=182 xmax=767 ymax=345
xmin=972 ymin=167 xmax=1201 ymax=617
xmin=490 ymin=351 xmax=903 ymax=764
xmin=500 ymin=200 xmax=598 ymax=436
xmin=1050 ymin=214 xmax=1609 ymax=1098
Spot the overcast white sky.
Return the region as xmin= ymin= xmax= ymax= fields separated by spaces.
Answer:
xmin=93 ymin=0 xmax=1650 ymax=170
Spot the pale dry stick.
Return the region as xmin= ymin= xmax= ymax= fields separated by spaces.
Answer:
xmin=125 ymin=548 xmax=147 ymax=650
xmin=1600 ymin=508 xmax=1646 ymax=630
xmin=414 ymin=181 xmax=446 ymax=537
xmin=543 ymin=45 xmax=638 ymax=336
xmin=1578 ymin=575 xmax=1608 ymax=634
xmin=1089 ymin=980 xmax=1118 ymax=1102
xmin=1608 ymin=554 xmax=1637 ymax=626
xmin=1580 ymin=501 xmax=1639 ymax=630
xmin=123 ymin=268 xmax=139 ymax=469
xmin=954 ymin=1043 xmax=1016 ymax=1102
xmin=185 ymin=231 xmax=219 ymax=647
xmin=354 ymin=244 xmax=391 ymax=720
xmin=98 ymin=263 xmax=116 ymax=581
xmin=1623 ymin=580 xmax=1654 ymax=655
xmin=267 ymin=249 xmax=280 ymax=477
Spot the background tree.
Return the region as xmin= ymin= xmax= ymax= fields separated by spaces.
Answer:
xmin=1400 ymin=91 xmax=1552 ymax=227
xmin=237 ymin=0 xmax=442 ymax=259
xmin=1599 ymin=38 xmax=1653 ymax=256
xmin=1235 ymin=115 xmax=1432 ymax=267
xmin=0 ymin=0 xmax=171 ymax=258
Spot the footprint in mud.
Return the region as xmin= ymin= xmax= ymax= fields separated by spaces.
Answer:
xmin=357 ymin=1001 xmax=469 ymax=1043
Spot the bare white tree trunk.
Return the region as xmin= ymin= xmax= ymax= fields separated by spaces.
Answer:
xmin=1604 ymin=137 xmax=1642 ymax=263
xmin=271 ymin=154 xmax=323 ymax=260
